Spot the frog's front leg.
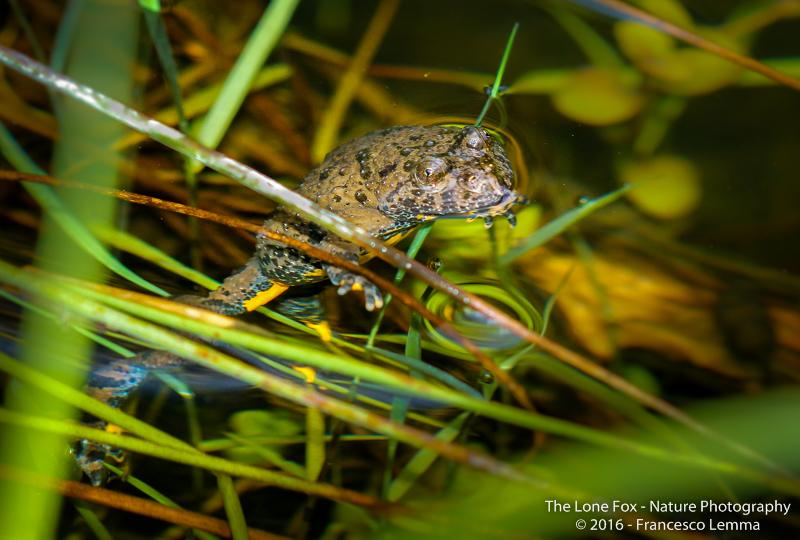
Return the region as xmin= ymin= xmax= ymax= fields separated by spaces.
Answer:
xmin=320 ymin=238 xmax=384 ymax=311
xmin=178 ymin=256 xmax=288 ymax=315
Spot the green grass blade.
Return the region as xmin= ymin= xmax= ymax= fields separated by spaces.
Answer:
xmin=475 ymin=22 xmax=519 ymax=127
xmin=388 ymin=412 xmax=469 ymax=502
xmin=305 ymin=407 xmax=326 ymax=480
xmin=0 ymin=123 xmax=168 ymax=297
xmin=217 ymin=474 xmax=249 ymax=540
xmin=140 ymin=0 xmax=188 ymax=132
xmin=1 ymin=260 xmax=792 ymax=487
xmin=367 ymin=222 xmax=433 ymax=347
xmin=498 ymin=184 xmax=631 ymax=265
xmin=189 ymin=0 xmax=300 ymax=173
xmin=0 ymin=407 xmax=382 ymax=505
xmin=91 ymin=225 xmax=218 ymax=290
xmin=74 ymin=502 xmax=114 ymax=540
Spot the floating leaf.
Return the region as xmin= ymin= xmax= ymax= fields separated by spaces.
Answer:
xmin=636 ymin=0 xmax=694 ymax=28
xmin=615 ymin=23 xmax=744 ymax=96
xmin=228 ymin=409 xmax=303 ymax=438
xmin=620 ymin=155 xmax=701 ymax=219
xmin=664 ymin=37 xmax=744 ymax=95
xmin=551 ymin=67 xmax=644 ymax=125
xmin=614 ymin=22 xmax=679 ymax=81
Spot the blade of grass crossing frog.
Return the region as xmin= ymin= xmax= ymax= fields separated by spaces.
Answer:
xmin=0 ymin=352 xmax=193 ymax=453
xmin=139 ymin=0 xmax=189 ymax=133
xmin=499 ymin=184 xmax=631 ymax=265
xmin=475 ymin=22 xmax=519 ymax=127
xmin=8 ymin=269 xmax=527 ymax=479
xmin=0 ymin=123 xmax=168 ymax=297
xmin=189 ymin=0 xmax=300 ymax=175
xmin=90 ymin=225 xmax=314 ymax=336
xmin=5 ymin=260 xmax=767 ymax=478
xmin=47 ymin=278 xmax=652 ymax=448
xmin=367 ymin=222 xmax=433 ymax=348
xmin=217 ymin=474 xmax=249 ymax=540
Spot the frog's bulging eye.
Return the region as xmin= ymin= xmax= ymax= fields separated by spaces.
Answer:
xmin=462 ymin=126 xmax=487 ymax=150
xmin=414 ymin=157 xmax=449 ymax=190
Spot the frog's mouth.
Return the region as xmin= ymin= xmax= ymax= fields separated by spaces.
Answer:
xmin=435 ymin=190 xmax=524 ymax=227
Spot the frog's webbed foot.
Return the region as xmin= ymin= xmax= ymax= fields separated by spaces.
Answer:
xmin=72 ymin=422 xmax=127 ymax=486
xmin=325 ymin=266 xmax=383 ymax=311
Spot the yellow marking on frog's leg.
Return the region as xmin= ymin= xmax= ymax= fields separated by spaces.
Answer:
xmin=303 ymin=268 xmax=326 ymax=279
xmin=243 ymin=283 xmax=290 ymax=311
xmin=106 ymin=423 xmax=124 ymax=435
xmin=293 ymin=366 xmax=317 ymax=383
xmin=307 ymin=321 xmax=333 ymax=342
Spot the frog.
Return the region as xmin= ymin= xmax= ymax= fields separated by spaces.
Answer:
xmin=75 ymin=124 xmax=521 ymax=484
xmin=192 ymin=124 xmax=520 ymax=314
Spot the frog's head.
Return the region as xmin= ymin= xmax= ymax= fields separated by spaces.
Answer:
xmin=378 ymin=126 xmax=519 ymax=226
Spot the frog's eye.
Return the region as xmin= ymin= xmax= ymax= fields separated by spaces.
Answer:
xmin=413 ymin=157 xmax=449 ymax=190
xmin=461 ymin=126 xmax=487 ymax=150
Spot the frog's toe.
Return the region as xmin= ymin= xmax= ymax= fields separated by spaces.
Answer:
xmin=72 ymin=424 xmax=128 ymax=486
xmin=362 ymin=282 xmax=383 ymax=311
xmin=72 ymin=438 xmax=112 ymax=486
xmin=333 ymin=274 xmax=383 ymax=311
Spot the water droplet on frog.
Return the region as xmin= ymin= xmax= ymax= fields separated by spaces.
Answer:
xmin=424 ymin=140 xmax=436 ymax=147
xmin=355 ymin=149 xmax=370 ymax=162
xmin=354 ymin=190 xmax=368 ymax=204
xmin=400 ymin=147 xmax=413 ymax=156
xmin=479 ymin=370 xmax=495 ymax=384
xmin=577 ymin=195 xmax=590 ymax=205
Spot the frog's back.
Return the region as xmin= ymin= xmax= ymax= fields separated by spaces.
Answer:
xmin=297 ymin=125 xmax=461 ymax=211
